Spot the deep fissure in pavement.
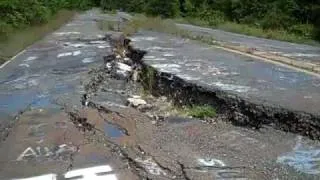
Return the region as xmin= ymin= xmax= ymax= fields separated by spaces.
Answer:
xmin=83 ymin=31 xmax=320 ymax=140
xmin=62 ymin=30 xmax=320 ymax=179
xmin=114 ymin=37 xmax=320 ymax=140
xmin=138 ymin=56 xmax=320 ymax=140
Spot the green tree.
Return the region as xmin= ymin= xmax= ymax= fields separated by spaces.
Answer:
xmin=145 ymin=0 xmax=180 ymax=18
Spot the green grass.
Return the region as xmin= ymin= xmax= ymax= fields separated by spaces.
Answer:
xmin=121 ymin=15 xmax=318 ymax=46
xmin=120 ymin=15 xmax=219 ymax=47
xmin=184 ymin=105 xmax=216 ymax=119
xmin=0 ymin=10 xmax=76 ymax=65
xmin=139 ymin=66 xmax=157 ymax=94
xmin=176 ymin=17 xmax=319 ymax=45
xmin=218 ymin=22 xmax=318 ymax=45
xmin=121 ymin=15 xmax=188 ymax=36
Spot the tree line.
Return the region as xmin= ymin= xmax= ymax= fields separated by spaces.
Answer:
xmin=0 ymin=0 xmax=99 ymax=39
xmin=101 ymin=0 xmax=320 ymax=41
xmin=1 ymin=0 xmax=319 ymax=41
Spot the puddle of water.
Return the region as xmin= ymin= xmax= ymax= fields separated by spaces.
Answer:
xmin=0 ymin=91 xmax=37 ymax=113
xmin=0 ymin=90 xmax=61 ymax=115
xmin=31 ymin=96 xmax=52 ymax=108
xmin=104 ymin=122 xmax=126 ymax=138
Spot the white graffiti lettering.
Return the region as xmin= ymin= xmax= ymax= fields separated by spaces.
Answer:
xmin=65 ymin=165 xmax=117 ymax=180
xmin=197 ymin=158 xmax=225 ymax=167
xmin=17 ymin=147 xmax=38 ymax=161
xmin=16 ymin=144 xmax=77 ymax=161
xmin=197 ymin=157 xmax=246 ymax=179
xmin=14 ymin=165 xmax=117 ymax=180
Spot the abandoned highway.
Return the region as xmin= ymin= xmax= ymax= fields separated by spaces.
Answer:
xmin=0 ymin=9 xmax=320 ymax=180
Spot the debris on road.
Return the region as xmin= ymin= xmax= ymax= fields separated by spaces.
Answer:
xmin=127 ymin=97 xmax=147 ymax=107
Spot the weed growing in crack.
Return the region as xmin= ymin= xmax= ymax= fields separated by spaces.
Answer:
xmin=140 ymin=66 xmax=156 ymax=94
xmin=184 ymin=105 xmax=216 ymax=119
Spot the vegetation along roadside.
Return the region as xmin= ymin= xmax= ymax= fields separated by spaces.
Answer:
xmin=1 ymin=0 xmax=320 ymax=64
xmin=0 ymin=0 xmax=100 ymax=65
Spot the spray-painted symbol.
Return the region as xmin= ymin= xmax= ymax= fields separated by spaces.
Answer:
xmin=277 ymin=136 xmax=320 ymax=174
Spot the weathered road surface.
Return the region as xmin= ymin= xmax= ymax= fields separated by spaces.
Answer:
xmin=132 ymin=31 xmax=320 ymax=137
xmin=0 ymin=9 xmax=320 ymax=180
xmin=177 ymin=23 xmax=320 ymax=63
xmin=0 ymin=9 xmax=137 ymax=180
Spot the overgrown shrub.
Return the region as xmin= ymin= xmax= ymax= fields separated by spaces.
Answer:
xmin=198 ymin=10 xmax=225 ymax=26
xmin=0 ymin=0 xmax=97 ymax=39
xmin=145 ymin=0 xmax=180 ymax=18
xmin=1 ymin=0 xmax=320 ymax=43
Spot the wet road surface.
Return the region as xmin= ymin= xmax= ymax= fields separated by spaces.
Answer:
xmin=0 ymin=9 xmax=320 ymax=180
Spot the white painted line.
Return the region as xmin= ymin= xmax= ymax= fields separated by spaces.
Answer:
xmin=0 ymin=50 xmax=26 ymax=69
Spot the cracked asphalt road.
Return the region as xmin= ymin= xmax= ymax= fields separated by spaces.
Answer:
xmin=132 ymin=31 xmax=320 ymax=115
xmin=177 ymin=23 xmax=320 ymax=63
xmin=0 ymin=9 xmax=320 ymax=180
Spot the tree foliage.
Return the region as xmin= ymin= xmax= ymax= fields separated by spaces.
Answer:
xmin=1 ymin=0 xmax=320 ymax=41
xmin=0 ymin=0 xmax=95 ymax=39
xmin=100 ymin=0 xmax=319 ymax=41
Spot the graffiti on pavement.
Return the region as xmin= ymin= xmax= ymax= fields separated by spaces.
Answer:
xmin=16 ymin=144 xmax=77 ymax=161
xmin=14 ymin=165 xmax=117 ymax=180
xmin=277 ymin=136 xmax=320 ymax=174
xmin=197 ymin=157 xmax=246 ymax=179
xmin=197 ymin=158 xmax=225 ymax=167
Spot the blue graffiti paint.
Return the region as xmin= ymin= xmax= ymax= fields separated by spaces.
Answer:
xmin=277 ymin=136 xmax=320 ymax=174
